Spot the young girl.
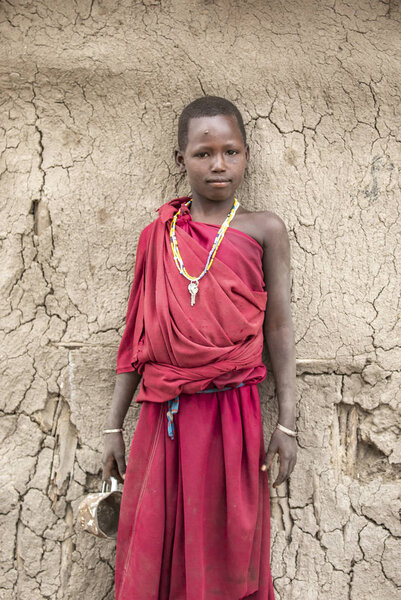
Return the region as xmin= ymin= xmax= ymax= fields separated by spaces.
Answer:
xmin=102 ymin=96 xmax=297 ymax=600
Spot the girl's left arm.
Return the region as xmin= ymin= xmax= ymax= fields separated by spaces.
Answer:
xmin=260 ymin=211 xmax=297 ymax=488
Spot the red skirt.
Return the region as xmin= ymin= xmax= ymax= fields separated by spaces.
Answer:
xmin=115 ymin=384 xmax=275 ymax=600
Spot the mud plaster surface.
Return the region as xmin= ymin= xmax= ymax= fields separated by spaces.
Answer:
xmin=0 ymin=1 xmax=400 ymax=598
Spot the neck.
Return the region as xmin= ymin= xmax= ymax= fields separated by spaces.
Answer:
xmin=188 ymin=194 xmax=238 ymax=224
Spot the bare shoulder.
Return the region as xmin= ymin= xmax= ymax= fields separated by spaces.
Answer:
xmin=255 ymin=210 xmax=287 ymax=237
xmin=234 ymin=208 xmax=288 ymax=249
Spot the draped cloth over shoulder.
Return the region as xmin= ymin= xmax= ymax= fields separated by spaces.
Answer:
xmin=116 ymin=196 xmax=268 ymax=401
xmin=115 ymin=198 xmax=276 ymax=600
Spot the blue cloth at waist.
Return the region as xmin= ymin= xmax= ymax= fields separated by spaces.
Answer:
xmin=166 ymin=383 xmax=245 ymax=440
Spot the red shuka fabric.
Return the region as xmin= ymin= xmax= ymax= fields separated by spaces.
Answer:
xmin=115 ymin=386 xmax=275 ymax=600
xmin=114 ymin=197 xmax=275 ymax=599
xmin=116 ymin=196 xmax=268 ymax=398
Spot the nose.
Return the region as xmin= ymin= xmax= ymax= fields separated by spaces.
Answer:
xmin=211 ymin=153 xmax=226 ymax=172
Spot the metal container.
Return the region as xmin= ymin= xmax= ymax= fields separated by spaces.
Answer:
xmin=78 ymin=477 xmax=122 ymax=539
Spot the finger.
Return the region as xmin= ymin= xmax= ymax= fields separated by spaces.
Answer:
xmin=102 ymin=459 xmax=113 ymax=483
xmin=116 ymin=455 xmax=127 ymax=481
xmin=261 ymin=448 xmax=276 ymax=471
xmin=107 ymin=460 xmax=124 ymax=484
xmin=102 ymin=471 xmax=111 ymax=485
xmin=273 ymin=475 xmax=286 ymax=488
xmin=273 ymin=459 xmax=291 ymax=488
xmin=103 ymin=455 xmax=122 ymax=484
xmin=279 ymin=459 xmax=295 ymax=489
xmin=261 ymin=439 xmax=279 ymax=470
xmin=288 ymin=457 xmax=296 ymax=477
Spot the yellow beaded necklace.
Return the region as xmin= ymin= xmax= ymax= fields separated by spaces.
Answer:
xmin=169 ymin=198 xmax=240 ymax=305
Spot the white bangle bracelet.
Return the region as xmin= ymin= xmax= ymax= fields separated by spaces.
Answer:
xmin=276 ymin=423 xmax=297 ymax=437
xmin=103 ymin=428 xmax=124 ymax=434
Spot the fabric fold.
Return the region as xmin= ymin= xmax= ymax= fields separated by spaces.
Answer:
xmin=115 ymin=384 xmax=275 ymax=600
xmin=116 ymin=196 xmax=268 ymax=402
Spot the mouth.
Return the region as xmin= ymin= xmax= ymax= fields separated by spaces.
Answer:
xmin=207 ymin=179 xmax=231 ymax=186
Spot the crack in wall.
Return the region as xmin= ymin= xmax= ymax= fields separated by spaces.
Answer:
xmin=1 ymin=0 xmax=400 ymax=598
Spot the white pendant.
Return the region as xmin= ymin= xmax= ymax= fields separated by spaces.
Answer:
xmin=188 ymin=281 xmax=199 ymax=306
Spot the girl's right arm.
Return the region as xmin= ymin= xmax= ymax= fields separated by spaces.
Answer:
xmin=102 ymin=370 xmax=142 ymax=483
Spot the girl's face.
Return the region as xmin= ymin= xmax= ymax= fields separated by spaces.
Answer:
xmin=175 ymin=114 xmax=249 ymax=204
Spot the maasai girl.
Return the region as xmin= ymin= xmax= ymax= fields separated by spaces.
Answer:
xmin=102 ymin=96 xmax=297 ymax=600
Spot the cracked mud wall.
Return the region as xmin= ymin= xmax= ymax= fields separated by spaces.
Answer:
xmin=0 ymin=1 xmax=400 ymax=598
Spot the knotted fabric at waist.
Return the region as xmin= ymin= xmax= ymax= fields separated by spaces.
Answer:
xmin=166 ymin=383 xmax=245 ymax=440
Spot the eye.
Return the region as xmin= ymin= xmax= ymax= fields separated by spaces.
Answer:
xmin=226 ymin=149 xmax=239 ymax=155
xmin=195 ymin=152 xmax=209 ymax=158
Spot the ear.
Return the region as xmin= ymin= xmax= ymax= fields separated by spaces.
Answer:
xmin=174 ymin=149 xmax=186 ymax=173
xmin=243 ymin=144 xmax=250 ymax=178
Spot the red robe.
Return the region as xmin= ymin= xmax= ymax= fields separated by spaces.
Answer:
xmin=115 ymin=197 xmax=275 ymax=599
